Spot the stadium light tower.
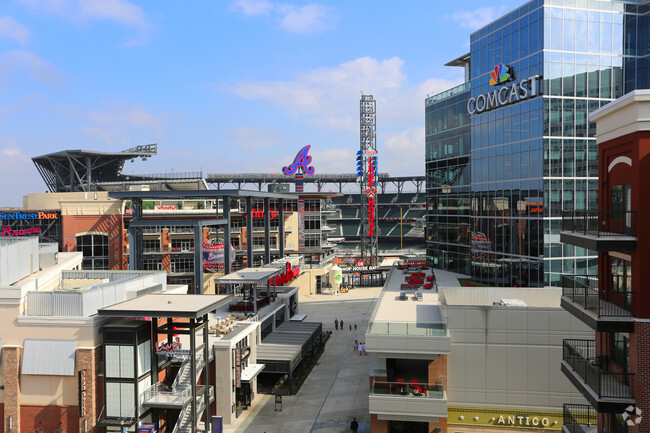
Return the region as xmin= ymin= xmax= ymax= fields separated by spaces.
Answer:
xmin=358 ymin=94 xmax=379 ymax=266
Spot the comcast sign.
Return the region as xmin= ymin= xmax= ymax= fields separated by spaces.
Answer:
xmin=467 ymin=63 xmax=542 ymax=114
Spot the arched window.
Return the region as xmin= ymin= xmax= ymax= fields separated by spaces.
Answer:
xmin=76 ymin=234 xmax=109 ymax=270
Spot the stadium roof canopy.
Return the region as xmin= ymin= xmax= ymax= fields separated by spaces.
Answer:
xmin=32 ymin=144 xmax=171 ymax=192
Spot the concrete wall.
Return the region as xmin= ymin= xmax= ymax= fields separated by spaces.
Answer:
xmin=445 ymin=305 xmax=592 ymax=411
xmin=0 ymin=238 xmax=39 ymax=287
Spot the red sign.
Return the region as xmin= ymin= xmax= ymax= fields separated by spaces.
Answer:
xmin=156 ymin=206 xmax=176 ymax=210
xmin=366 ymin=157 xmax=377 ymax=236
xmin=234 ymin=348 xmax=242 ymax=388
xmin=244 ymin=209 xmax=278 ymax=219
xmin=155 ymin=336 xmax=181 ymax=354
xmin=1 ymin=226 xmax=42 ymax=237
xmin=356 ymin=260 xmax=364 ymax=267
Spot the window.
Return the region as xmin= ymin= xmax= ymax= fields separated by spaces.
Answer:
xmin=171 ymin=257 xmax=194 ymax=273
xmin=76 ymin=234 xmax=109 ymax=270
xmin=105 ymin=345 xmax=135 ymax=378
xmin=106 ymin=382 xmax=135 ymax=418
xmin=611 ymin=333 xmax=629 ymax=371
xmin=143 ymin=258 xmax=162 ymax=271
xmin=143 ymin=239 xmax=160 ymax=253
xmin=137 ymin=341 xmax=151 ymax=377
xmin=611 ymin=257 xmax=632 ymax=293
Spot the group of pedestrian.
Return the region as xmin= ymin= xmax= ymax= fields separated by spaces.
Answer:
xmin=335 ymin=318 xmax=356 ymax=331
xmin=354 ymin=339 xmax=367 ymax=355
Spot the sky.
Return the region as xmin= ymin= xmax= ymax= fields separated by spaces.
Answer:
xmin=0 ymin=0 xmax=527 ymax=207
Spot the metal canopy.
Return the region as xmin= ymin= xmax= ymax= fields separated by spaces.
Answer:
xmin=108 ymin=189 xmax=294 ymax=200
xmin=214 ymin=267 xmax=281 ymax=285
xmin=128 ymin=219 xmax=227 ymax=227
xmin=22 ymin=339 xmax=77 ymax=376
xmin=97 ymin=294 xmax=231 ymax=318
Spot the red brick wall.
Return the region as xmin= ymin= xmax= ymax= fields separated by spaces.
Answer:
xmin=4 ymin=347 xmax=21 ymax=433
xmin=629 ymin=321 xmax=650 ymax=433
xmin=61 ymin=214 xmax=124 ymax=270
xmin=20 ymin=405 xmax=79 ymax=433
xmin=0 ymin=403 xmax=4 ymax=433
xmin=370 ymin=414 xmax=388 ymax=433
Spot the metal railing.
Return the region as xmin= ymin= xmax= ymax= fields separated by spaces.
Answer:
xmin=563 ymin=339 xmax=634 ymax=399
xmin=370 ymin=378 xmax=445 ymax=399
xmin=562 ymin=210 xmax=636 ymax=237
xmin=142 ymin=382 xmax=191 ymax=406
xmin=562 ymin=275 xmax=634 ymax=317
xmin=367 ymin=321 xmax=446 ymax=336
xmin=563 ymin=404 xmax=597 ymax=433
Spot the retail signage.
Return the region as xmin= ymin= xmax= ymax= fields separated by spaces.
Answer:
xmin=467 ymin=64 xmax=542 ymax=114
xmin=282 ymin=145 xmax=315 ymax=176
xmin=0 ymin=211 xmax=58 ymax=220
xmin=1 ymin=226 xmax=42 ymax=237
xmin=447 ymin=407 xmax=562 ymax=430
xmin=155 ymin=336 xmax=181 ymax=356
xmin=366 ymin=157 xmax=377 ymax=236
xmin=497 ymin=415 xmax=552 ymax=427
xmin=527 ymin=202 xmax=544 ymax=213
xmin=234 ymin=347 xmax=241 ymax=388
xmin=203 ymin=239 xmax=236 ymax=272
xmin=156 ymin=206 xmax=176 ymax=210
xmin=273 ymin=261 xmax=300 ymax=286
xmin=244 ymin=209 xmax=278 ymax=219
xmin=78 ymin=369 xmax=87 ymax=417
xmin=241 ymin=346 xmax=250 ymax=363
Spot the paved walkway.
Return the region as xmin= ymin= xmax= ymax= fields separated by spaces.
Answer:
xmin=224 ymin=285 xmax=382 ymax=433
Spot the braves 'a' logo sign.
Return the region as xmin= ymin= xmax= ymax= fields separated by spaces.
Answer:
xmin=283 ymin=145 xmax=315 ymax=175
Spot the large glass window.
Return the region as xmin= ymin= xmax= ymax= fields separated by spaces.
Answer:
xmin=76 ymin=233 xmax=109 ymax=270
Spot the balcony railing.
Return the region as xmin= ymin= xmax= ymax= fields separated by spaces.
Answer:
xmin=370 ymin=379 xmax=445 ymax=399
xmin=367 ymin=321 xmax=446 ymax=336
xmin=562 ymin=275 xmax=634 ymax=317
xmin=142 ymin=382 xmax=191 ymax=408
xmin=563 ymin=339 xmax=634 ymax=399
xmin=562 ymin=210 xmax=636 ymax=237
xmin=563 ymin=404 xmax=597 ymax=433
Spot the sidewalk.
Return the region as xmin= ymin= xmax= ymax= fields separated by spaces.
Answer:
xmin=223 ymin=285 xmax=382 ymax=433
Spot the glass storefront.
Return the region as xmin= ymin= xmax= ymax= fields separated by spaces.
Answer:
xmin=426 ymin=0 xmax=647 ymax=286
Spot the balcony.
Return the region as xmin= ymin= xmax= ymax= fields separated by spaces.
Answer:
xmin=561 ymin=339 xmax=635 ymax=412
xmin=365 ymin=321 xmax=450 ymax=356
xmin=561 ymin=211 xmax=637 ymax=251
xmin=142 ymin=382 xmax=192 ymax=409
xmin=369 ymin=378 xmax=447 ymax=422
xmin=563 ymin=404 xmax=597 ymax=433
xmin=561 ymin=275 xmax=635 ymax=332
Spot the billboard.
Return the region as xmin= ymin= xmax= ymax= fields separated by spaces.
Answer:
xmin=202 ymin=238 xmax=236 ymax=272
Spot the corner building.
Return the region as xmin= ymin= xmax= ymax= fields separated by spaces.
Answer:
xmin=426 ymin=0 xmax=650 ymax=286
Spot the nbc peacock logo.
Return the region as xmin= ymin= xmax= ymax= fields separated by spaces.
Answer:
xmin=489 ymin=63 xmax=510 ymax=85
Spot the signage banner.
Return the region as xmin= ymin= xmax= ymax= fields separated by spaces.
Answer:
xmin=0 ymin=211 xmax=58 ymax=220
xmin=78 ymin=369 xmax=87 ymax=417
xmin=203 ymin=238 xmax=236 ymax=272
xmin=467 ymin=63 xmax=542 ymax=115
xmin=1 ymin=226 xmax=42 ymax=237
xmin=448 ymin=407 xmax=562 ymax=430
xmin=234 ymin=347 xmax=241 ymax=388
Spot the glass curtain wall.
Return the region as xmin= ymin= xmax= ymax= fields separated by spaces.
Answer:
xmin=426 ymin=0 xmax=642 ymax=286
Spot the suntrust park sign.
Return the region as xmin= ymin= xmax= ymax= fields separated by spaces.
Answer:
xmin=0 ymin=211 xmax=58 ymax=220
xmin=467 ymin=63 xmax=542 ymax=115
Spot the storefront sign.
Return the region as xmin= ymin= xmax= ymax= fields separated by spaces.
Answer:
xmin=203 ymin=239 xmax=236 ymax=272
xmin=78 ymin=369 xmax=87 ymax=417
xmin=241 ymin=347 xmax=250 ymax=363
xmin=447 ymin=407 xmax=562 ymax=430
xmin=1 ymin=226 xmax=42 ymax=237
xmin=282 ymin=145 xmax=315 ymax=176
xmin=156 ymin=206 xmax=176 ymax=210
xmin=467 ymin=64 xmax=542 ymax=114
xmin=234 ymin=347 xmax=241 ymax=388
xmin=155 ymin=336 xmax=181 ymax=356
xmin=244 ymin=209 xmax=278 ymax=219
xmin=366 ymin=157 xmax=377 ymax=236
xmin=0 ymin=211 xmax=58 ymax=220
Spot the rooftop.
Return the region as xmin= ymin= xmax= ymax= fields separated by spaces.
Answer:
xmin=98 ymin=293 xmax=231 ymax=319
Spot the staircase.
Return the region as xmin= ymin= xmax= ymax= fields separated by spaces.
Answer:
xmin=170 ymin=346 xmax=212 ymax=433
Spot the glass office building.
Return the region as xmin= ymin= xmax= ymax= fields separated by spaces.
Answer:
xmin=426 ymin=0 xmax=650 ymax=286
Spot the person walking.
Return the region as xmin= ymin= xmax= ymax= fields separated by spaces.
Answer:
xmin=354 ymin=323 xmax=357 ymax=330
xmin=359 ymin=342 xmax=364 ymax=356
xmin=349 ymin=324 xmax=352 ymax=331
xmin=354 ymin=339 xmax=359 ymax=351
xmin=350 ymin=418 xmax=359 ymax=432
xmin=340 ymin=319 xmax=344 ymax=330
xmin=335 ymin=318 xmax=338 ymax=330
xmin=362 ymin=342 xmax=367 ymax=356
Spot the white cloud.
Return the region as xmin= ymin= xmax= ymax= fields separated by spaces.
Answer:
xmin=227 ymin=126 xmax=284 ymax=150
xmin=382 ymin=127 xmax=425 ymax=176
xmin=231 ymin=1 xmax=335 ymax=34
xmin=220 ymin=56 xmax=462 ymax=176
xmin=0 ymin=16 xmax=30 ymax=44
xmin=0 ymin=138 xmax=40 ymax=206
xmin=0 ymin=50 xmax=65 ymax=86
xmin=278 ymin=4 xmax=334 ymax=34
xmin=82 ymin=104 xmax=165 ymax=146
xmin=444 ymin=6 xmax=510 ymax=30
xmin=231 ymin=0 xmax=273 ymax=16
xmin=18 ymin=0 xmax=151 ymax=45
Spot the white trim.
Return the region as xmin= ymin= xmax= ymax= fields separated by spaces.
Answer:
xmin=608 ymin=156 xmax=632 ymax=172
xmin=17 ymin=315 xmax=104 ymax=327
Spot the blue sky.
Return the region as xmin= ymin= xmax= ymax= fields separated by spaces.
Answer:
xmin=0 ymin=0 xmax=526 ymax=206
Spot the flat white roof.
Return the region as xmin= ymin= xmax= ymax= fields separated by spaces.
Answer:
xmin=440 ymin=286 xmax=562 ymax=308
xmin=214 ymin=267 xmax=281 ymax=284
xmin=98 ymin=294 xmax=231 ymax=318
xmin=371 ymin=268 xmax=443 ymax=323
